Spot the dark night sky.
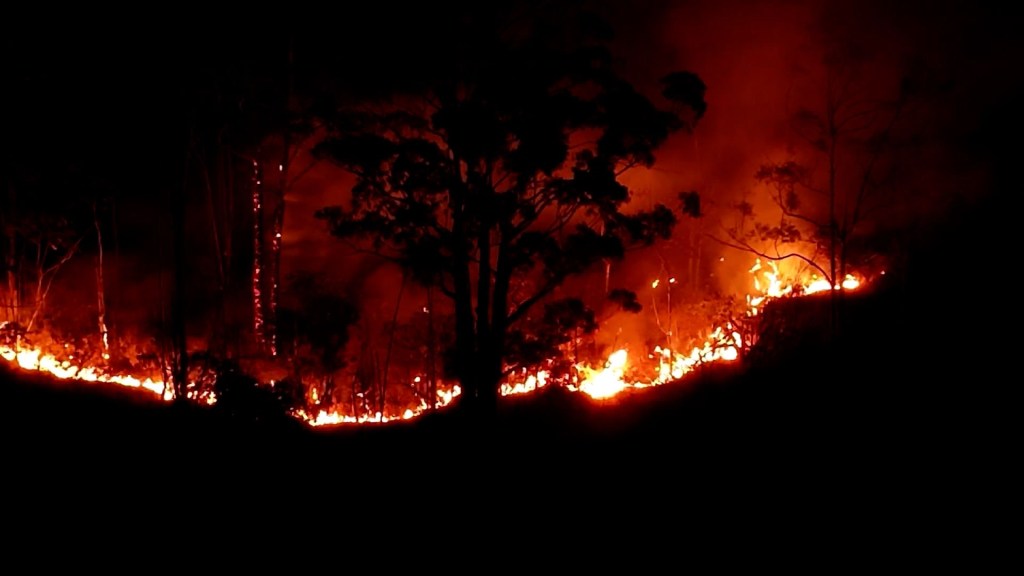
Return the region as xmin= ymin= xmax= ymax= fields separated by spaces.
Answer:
xmin=5 ymin=1 xmax=1018 ymax=194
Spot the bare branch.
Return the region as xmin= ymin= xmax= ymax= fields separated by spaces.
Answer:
xmin=438 ymin=280 xmax=456 ymax=301
xmin=848 ymin=96 xmax=907 ymax=232
xmin=287 ymin=158 xmax=321 ymax=188
xmin=507 ymin=278 xmax=561 ymax=326
xmin=543 ymin=202 xmax=582 ymax=235
xmin=770 ymin=190 xmax=827 ymax=229
xmin=615 ymin=159 xmax=640 ymax=177
xmin=43 ymin=236 xmax=82 ymax=276
xmin=708 ymin=233 xmax=831 ymax=281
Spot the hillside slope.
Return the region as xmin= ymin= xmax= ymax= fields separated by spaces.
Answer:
xmin=1 ymin=194 xmax=1008 ymax=559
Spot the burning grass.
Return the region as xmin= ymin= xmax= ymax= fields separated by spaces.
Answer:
xmin=1 ymin=258 xmax=867 ymax=427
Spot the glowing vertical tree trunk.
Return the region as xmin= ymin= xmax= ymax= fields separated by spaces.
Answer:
xmin=251 ymin=159 xmax=266 ymax=353
xmin=268 ymin=201 xmax=281 ymax=357
xmin=268 ymin=159 xmax=283 ymax=357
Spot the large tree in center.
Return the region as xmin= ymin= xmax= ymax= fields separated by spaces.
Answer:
xmin=314 ymin=8 xmax=705 ymax=414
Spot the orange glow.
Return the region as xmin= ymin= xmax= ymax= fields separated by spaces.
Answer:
xmin=1 ymin=257 xmax=865 ymax=427
xmin=577 ymin=348 xmax=629 ymax=399
xmin=299 ymin=382 xmax=463 ymax=425
xmin=501 ymin=370 xmax=550 ymax=396
xmin=2 ymin=339 xmax=170 ymax=400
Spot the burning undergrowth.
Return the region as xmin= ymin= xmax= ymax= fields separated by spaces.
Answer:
xmin=1 ymin=257 xmax=867 ymax=427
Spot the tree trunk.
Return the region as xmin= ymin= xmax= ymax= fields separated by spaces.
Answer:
xmin=251 ymin=158 xmax=266 ymax=354
xmin=221 ymin=145 xmax=237 ymax=356
xmin=473 ymin=213 xmax=497 ymax=416
xmin=426 ymin=286 xmax=437 ymax=408
xmin=4 ymin=180 xmax=19 ymax=324
xmin=109 ymin=199 xmax=122 ymax=359
xmin=451 ymin=209 xmax=477 ymax=410
xmin=198 ymin=141 xmax=227 ymax=356
xmin=93 ymin=203 xmax=110 ymax=359
xmin=172 ymin=140 xmax=190 ymax=401
xmin=827 ymin=119 xmax=839 ymax=341
xmin=267 ymin=37 xmax=295 ymax=358
xmin=4 ymin=232 xmax=17 ymax=325
xmin=26 ymin=237 xmax=79 ymax=334
xmin=380 ymin=272 xmax=407 ymax=417
xmin=27 ymin=242 xmax=43 ymax=333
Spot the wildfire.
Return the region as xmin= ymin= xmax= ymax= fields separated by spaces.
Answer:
xmin=1 ymin=258 xmax=864 ymax=426
xmin=297 ymin=383 xmax=463 ymax=426
xmin=746 ymin=258 xmax=861 ymax=315
xmin=500 ymin=370 xmax=551 ymax=396
xmin=1 ymin=339 xmax=170 ymax=399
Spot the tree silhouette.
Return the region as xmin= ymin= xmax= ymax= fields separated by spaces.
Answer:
xmin=718 ymin=45 xmax=937 ymax=336
xmin=277 ymin=274 xmax=359 ymax=414
xmin=313 ymin=11 xmax=705 ymax=416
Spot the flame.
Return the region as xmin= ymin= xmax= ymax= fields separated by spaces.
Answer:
xmin=746 ymin=259 xmax=863 ymax=315
xmin=1 ymin=342 xmax=170 ymax=399
xmin=500 ymin=370 xmax=550 ymax=396
xmin=577 ymin=349 xmax=629 ymax=399
xmin=2 ymin=258 xmax=865 ymax=427
xmin=296 ymin=383 xmax=462 ymax=425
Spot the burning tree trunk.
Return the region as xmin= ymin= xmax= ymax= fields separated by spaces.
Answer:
xmin=268 ymin=177 xmax=283 ymax=358
xmin=251 ymin=158 xmax=266 ymax=354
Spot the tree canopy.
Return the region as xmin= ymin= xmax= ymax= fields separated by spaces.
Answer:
xmin=314 ymin=9 xmax=706 ymax=413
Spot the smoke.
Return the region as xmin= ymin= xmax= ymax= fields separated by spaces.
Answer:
xmin=579 ymin=0 xmax=1019 ymax=294
xmin=274 ymin=0 xmax=1020 ymax=353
